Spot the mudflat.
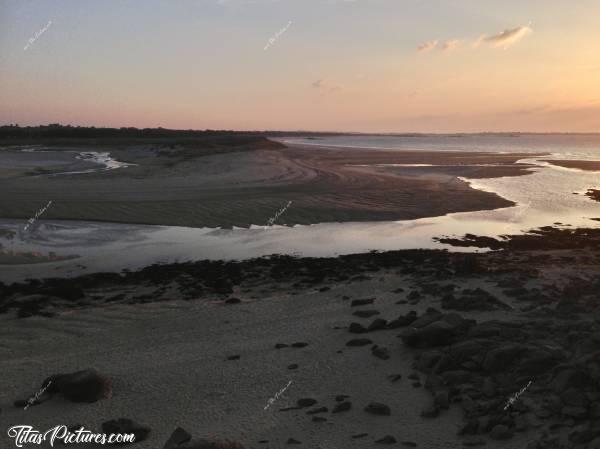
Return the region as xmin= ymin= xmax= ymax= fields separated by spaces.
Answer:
xmin=0 ymin=141 xmax=541 ymax=228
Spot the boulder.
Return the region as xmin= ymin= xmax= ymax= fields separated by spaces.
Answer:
xmin=44 ymin=369 xmax=111 ymax=403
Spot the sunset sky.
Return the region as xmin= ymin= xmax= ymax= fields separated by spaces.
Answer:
xmin=1 ymin=0 xmax=599 ymax=133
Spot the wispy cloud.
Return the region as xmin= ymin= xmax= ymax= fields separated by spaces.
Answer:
xmin=311 ymin=79 xmax=342 ymax=92
xmin=483 ymin=25 xmax=532 ymax=49
xmin=442 ymin=39 xmax=460 ymax=51
xmin=419 ymin=24 xmax=532 ymax=54
xmin=417 ymin=40 xmax=438 ymax=53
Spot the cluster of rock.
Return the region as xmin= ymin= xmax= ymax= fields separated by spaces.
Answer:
xmin=397 ymin=309 xmax=600 ymax=447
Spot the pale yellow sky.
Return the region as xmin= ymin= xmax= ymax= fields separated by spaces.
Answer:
xmin=1 ymin=0 xmax=599 ymax=132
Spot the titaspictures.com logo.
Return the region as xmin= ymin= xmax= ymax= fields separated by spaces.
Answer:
xmin=7 ymin=425 xmax=135 ymax=447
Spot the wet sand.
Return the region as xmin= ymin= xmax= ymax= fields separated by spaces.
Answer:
xmin=547 ymin=160 xmax=600 ymax=171
xmin=0 ymin=142 xmax=541 ymax=228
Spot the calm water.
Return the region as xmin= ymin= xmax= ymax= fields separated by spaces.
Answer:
xmin=283 ymin=134 xmax=600 ymax=157
xmin=2 ymin=134 xmax=600 ymax=281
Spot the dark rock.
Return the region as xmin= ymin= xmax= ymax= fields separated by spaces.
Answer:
xmin=462 ymin=437 xmax=486 ymax=446
xmin=102 ymin=418 xmax=150 ymax=444
xmin=163 ymin=427 xmax=192 ymax=449
xmin=224 ymin=297 xmax=241 ymax=304
xmin=353 ymin=310 xmax=380 ymax=318
xmin=287 ymin=364 xmax=298 ymax=370
xmin=349 ymin=322 xmax=368 ymax=334
xmin=286 ymin=438 xmax=301 ymax=445
xmin=442 ymin=289 xmax=510 ymax=312
xmin=387 ymin=312 xmax=417 ymax=328
xmin=312 ymin=416 xmax=327 ymax=422
xmin=400 ymin=313 xmax=473 ymax=348
xmin=408 ymin=291 xmax=421 ymax=300
xmin=364 ymin=402 xmax=391 ymax=416
xmin=401 ymin=442 xmax=417 ymax=448
xmin=297 ymin=398 xmax=317 ymax=408
xmin=291 ymin=342 xmax=308 ymax=348
xmin=367 ymin=318 xmax=388 ymax=332
xmin=351 ymin=298 xmax=375 ymax=307
xmin=226 ymin=355 xmax=240 ymax=360
xmin=352 ymin=434 xmax=369 ymax=439
xmin=376 ymin=435 xmax=397 ymax=444
xmin=388 ymin=374 xmax=402 ymax=383
xmin=47 ymin=369 xmax=112 ymax=403
xmin=372 ymin=346 xmax=390 ymax=360
xmin=482 ymin=344 xmax=526 ymax=372
xmin=332 ymin=401 xmax=352 ymax=413
xmin=346 ymin=338 xmax=373 ymax=347
xmin=306 ymin=406 xmax=328 ymax=415
xmin=275 ymin=343 xmax=288 ymax=349
xmin=335 ymin=395 xmax=350 ymax=402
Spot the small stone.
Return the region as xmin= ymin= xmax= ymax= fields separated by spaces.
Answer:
xmin=372 ymin=346 xmax=390 ymax=360
xmin=462 ymin=437 xmax=486 ymax=446
xmin=352 ymin=433 xmax=369 ymax=439
xmin=401 ymin=442 xmax=417 ymax=448
xmin=335 ymin=395 xmax=350 ymax=402
xmin=349 ymin=323 xmax=368 ymax=334
xmin=364 ymin=402 xmax=391 ymax=416
xmin=306 ymin=406 xmax=328 ymax=415
xmin=367 ymin=318 xmax=388 ymax=332
xmin=346 ymin=338 xmax=373 ymax=347
xmin=297 ymin=398 xmax=317 ymax=408
xmin=388 ymin=374 xmax=402 ymax=383
xmin=275 ymin=343 xmax=288 ymax=349
xmin=351 ymin=298 xmax=375 ymax=307
xmin=162 ymin=427 xmax=192 ymax=449
xmin=226 ymin=355 xmax=240 ymax=360
xmin=287 ymin=364 xmax=298 ymax=370
xmin=353 ymin=310 xmax=380 ymax=318
xmin=287 ymin=438 xmax=301 ymax=445
xmin=291 ymin=342 xmax=308 ymax=348
xmin=312 ymin=416 xmax=327 ymax=422
xmin=376 ymin=435 xmax=397 ymax=444
xmin=332 ymin=401 xmax=352 ymax=413
xmin=102 ymin=419 xmax=150 ymax=443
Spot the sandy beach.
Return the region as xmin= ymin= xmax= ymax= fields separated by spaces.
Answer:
xmin=2 ymin=228 xmax=600 ymax=448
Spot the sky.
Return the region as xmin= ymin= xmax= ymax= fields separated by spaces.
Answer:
xmin=1 ymin=0 xmax=600 ymax=133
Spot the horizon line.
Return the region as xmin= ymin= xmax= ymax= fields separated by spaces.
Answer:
xmin=2 ymin=124 xmax=600 ymax=136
